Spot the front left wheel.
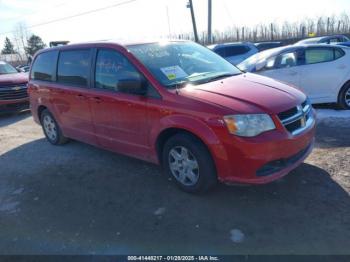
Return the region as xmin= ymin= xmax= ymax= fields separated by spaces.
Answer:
xmin=40 ymin=109 xmax=69 ymax=145
xmin=162 ymin=133 xmax=217 ymax=193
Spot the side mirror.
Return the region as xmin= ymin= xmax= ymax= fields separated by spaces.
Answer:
xmin=117 ymin=77 xmax=147 ymax=95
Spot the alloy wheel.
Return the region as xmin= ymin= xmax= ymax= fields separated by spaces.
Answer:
xmin=43 ymin=115 xmax=57 ymax=141
xmin=168 ymin=146 xmax=199 ymax=186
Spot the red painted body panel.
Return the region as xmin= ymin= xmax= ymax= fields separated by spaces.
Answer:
xmin=28 ymin=41 xmax=316 ymax=184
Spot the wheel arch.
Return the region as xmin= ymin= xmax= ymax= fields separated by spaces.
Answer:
xmin=152 ymin=115 xmax=228 ymax=167
xmin=37 ymin=105 xmax=48 ymax=123
xmin=338 ymin=79 xmax=350 ymax=101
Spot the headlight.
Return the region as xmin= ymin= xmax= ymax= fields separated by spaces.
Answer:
xmin=223 ymin=114 xmax=275 ymax=137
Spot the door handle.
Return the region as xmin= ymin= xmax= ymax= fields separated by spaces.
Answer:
xmin=90 ymin=97 xmax=102 ymax=103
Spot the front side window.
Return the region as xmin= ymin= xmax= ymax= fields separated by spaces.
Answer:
xmin=128 ymin=42 xmax=241 ymax=88
xmin=95 ymin=49 xmax=142 ymax=92
xmin=57 ymin=49 xmax=90 ymax=86
xmin=31 ymin=51 xmax=57 ymax=81
xmin=237 ymin=47 xmax=285 ymax=72
xmin=305 ymin=47 xmax=340 ymax=64
xmin=275 ymin=51 xmax=298 ymax=68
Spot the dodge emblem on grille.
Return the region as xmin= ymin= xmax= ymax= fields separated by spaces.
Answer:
xmin=300 ymin=116 xmax=306 ymax=127
xmin=297 ymin=105 xmax=306 ymax=127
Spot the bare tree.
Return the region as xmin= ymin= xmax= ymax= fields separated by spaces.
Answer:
xmin=181 ymin=12 xmax=350 ymax=45
xmin=11 ymin=22 xmax=30 ymax=61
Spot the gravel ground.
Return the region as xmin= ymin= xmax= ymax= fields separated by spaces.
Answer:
xmin=0 ymin=109 xmax=349 ymax=255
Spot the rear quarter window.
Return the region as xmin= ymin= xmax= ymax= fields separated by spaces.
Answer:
xmin=305 ymin=47 xmax=345 ymax=64
xmin=31 ymin=51 xmax=58 ymax=81
xmin=335 ymin=48 xmax=345 ymax=59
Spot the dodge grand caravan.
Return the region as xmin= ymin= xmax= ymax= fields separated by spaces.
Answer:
xmin=28 ymin=40 xmax=316 ymax=193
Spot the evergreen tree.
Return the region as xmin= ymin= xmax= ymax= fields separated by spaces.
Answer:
xmin=25 ymin=34 xmax=46 ymax=56
xmin=1 ymin=37 xmax=15 ymax=54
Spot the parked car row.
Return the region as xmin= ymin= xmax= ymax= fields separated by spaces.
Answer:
xmin=208 ymin=41 xmax=283 ymax=65
xmin=210 ymin=35 xmax=350 ymax=66
xmin=238 ymin=44 xmax=350 ymax=109
xmin=208 ymin=35 xmax=350 ymax=110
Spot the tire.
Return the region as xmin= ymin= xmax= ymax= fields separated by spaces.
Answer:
xmin=40 ymin=109 xmax=69 ymax=145
xmin=338 ymin=82 xmax=350 ymax=110
xmin=162 ymin=133 xmax=217 ymax=193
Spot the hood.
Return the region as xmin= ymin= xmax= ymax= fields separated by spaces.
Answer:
xmin=0 ymin=73 xmax=28 ymax=86
xmin=180 ymin=73 xmax=306 ymax=114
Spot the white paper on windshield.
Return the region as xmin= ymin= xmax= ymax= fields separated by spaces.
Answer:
xmin=160 ymin=65 xmax=188 ymax=80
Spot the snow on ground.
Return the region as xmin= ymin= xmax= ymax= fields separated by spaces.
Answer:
xmin=315 ymin=109 xmax=350 ymax=126
xmin=316 ymin=109 xmax=350 ymax=120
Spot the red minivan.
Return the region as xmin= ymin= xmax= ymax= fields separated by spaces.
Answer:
xmin=28 ymin=40 xmax=316 ymax=193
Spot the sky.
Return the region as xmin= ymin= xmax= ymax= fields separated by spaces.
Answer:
xmin=0 ymin=0 xmax=350 ymax=49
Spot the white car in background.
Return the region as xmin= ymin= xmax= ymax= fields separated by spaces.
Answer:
xmin=238 ymin=44 xmax=350 ymax=109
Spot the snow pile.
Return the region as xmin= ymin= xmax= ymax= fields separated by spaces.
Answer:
xmin=316 ymin=109 xmax=350 ymax=120
xmin=315 ymin=109 xmax=350 ymax=126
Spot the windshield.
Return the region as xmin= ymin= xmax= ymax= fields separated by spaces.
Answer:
xmin=0 ymin=62 xmax=18 ymax=75
xmin=128 ymin=42 xmax=241 ymax=88
xmin=237 ymin=47 xmax=281 ymax=71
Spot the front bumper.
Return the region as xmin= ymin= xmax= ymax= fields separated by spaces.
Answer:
xmin=0 ymin=98 xmax=29 ymax=114
xmin=214 ymin=111 xmax=316 ymax=184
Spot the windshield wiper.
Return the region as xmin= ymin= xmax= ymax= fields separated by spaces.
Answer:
xmin=165 ymin=80 xmax=191 ymax=89
xmin=197 ymin=73 xmax=239 ymax=84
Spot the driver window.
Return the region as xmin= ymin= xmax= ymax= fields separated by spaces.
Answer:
xmin=95 ymin=49 xmax=141 ymax=92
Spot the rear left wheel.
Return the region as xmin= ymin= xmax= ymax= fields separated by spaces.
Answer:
xmin=40 ymin=109 xmax=69 ymax=145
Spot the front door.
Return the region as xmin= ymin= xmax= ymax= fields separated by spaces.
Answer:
xmin=89 ymin=48 xmax=152 ymax=160
xmin=260 ymin=49 xmax=302 ymax=89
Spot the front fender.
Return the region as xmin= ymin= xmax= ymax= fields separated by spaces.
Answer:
xmin=149 ymin=114 xmax=229 ymax=167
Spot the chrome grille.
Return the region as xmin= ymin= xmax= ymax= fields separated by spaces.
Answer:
xmin=0 ymin=84 xmax=28 ymax=101
xmin=278 ymin=99 xmax=314 ymax=136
